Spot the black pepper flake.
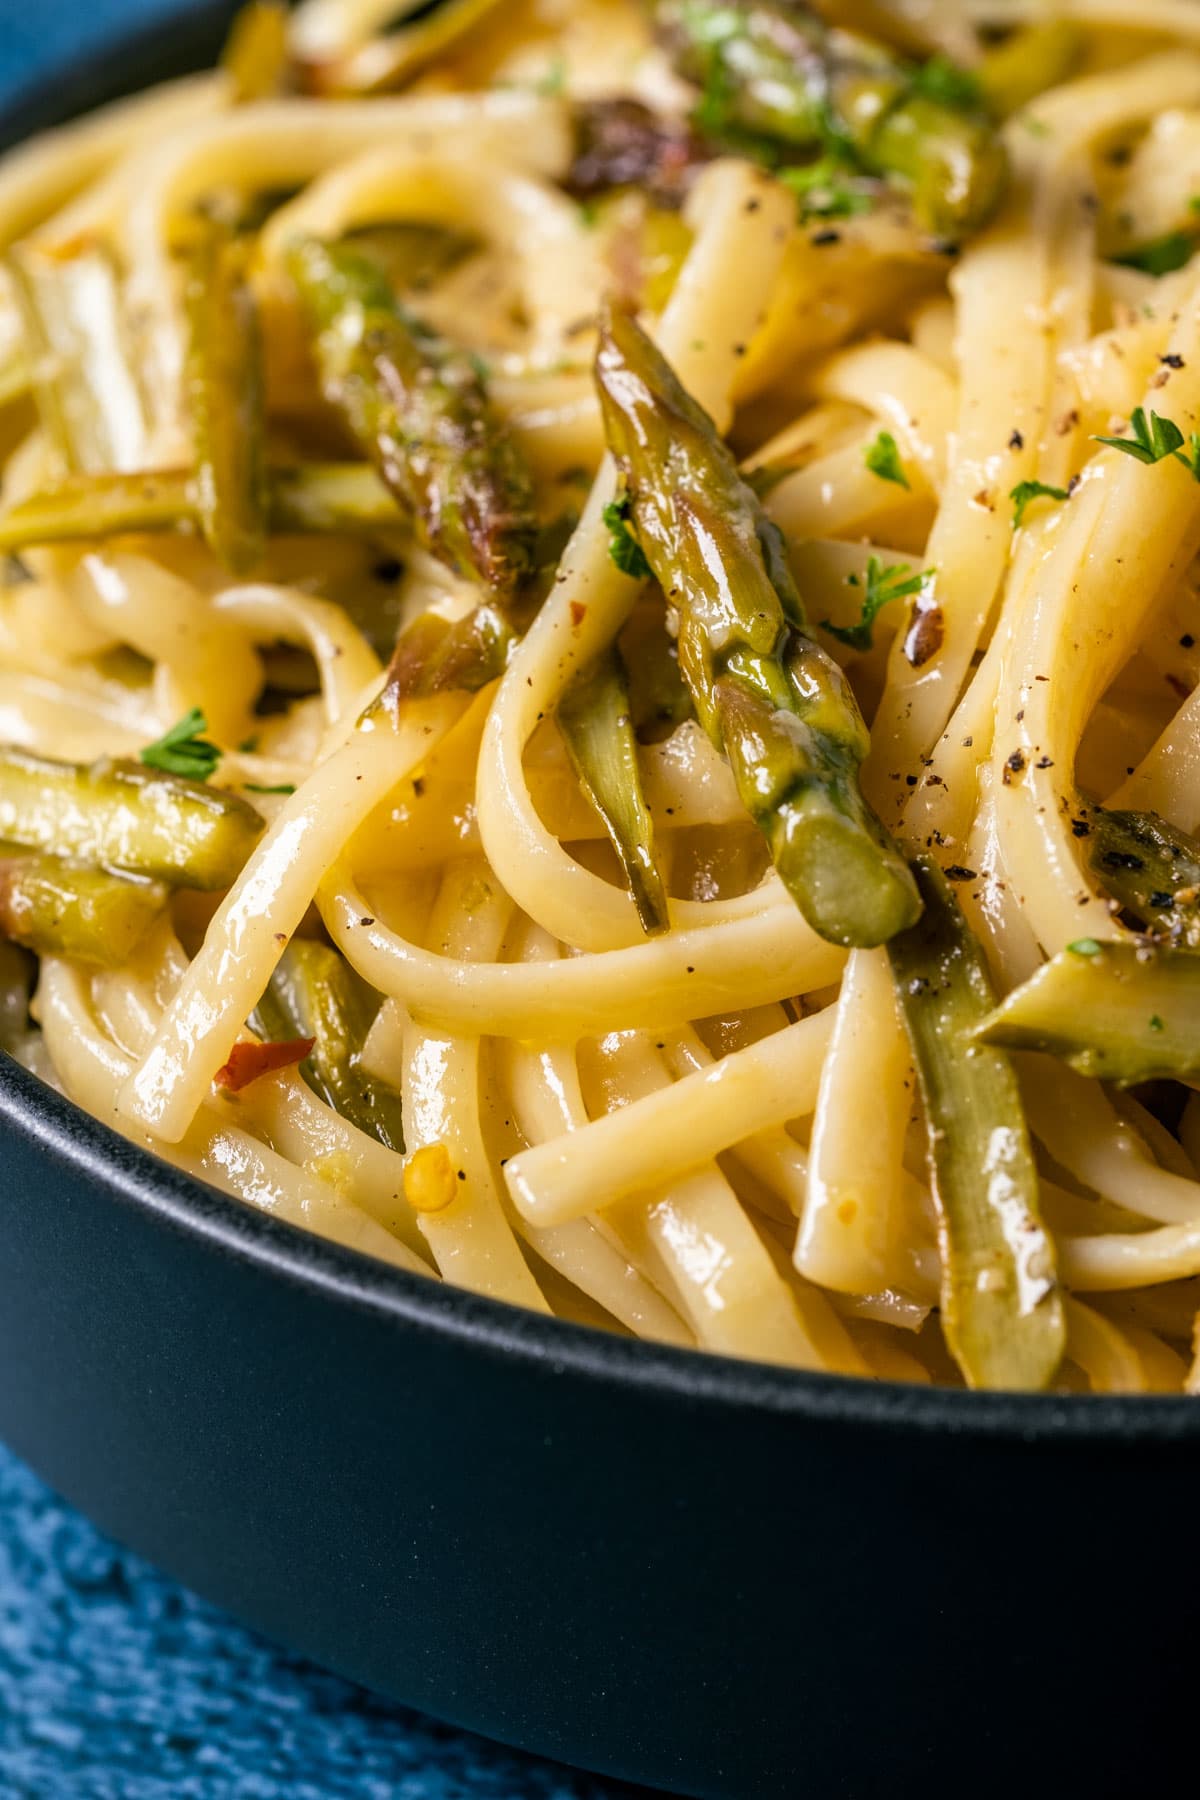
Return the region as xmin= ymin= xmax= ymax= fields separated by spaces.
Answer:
xmin=372 ymin=557 xmax=403 ymax=583
xmin=412 ymin=777 xmax=426 ymax=796
xmin=905 ymin=774 xmax=919 ymax=786
xmin=1161 ymin=353 xmax=1186 ymax=369
xmin=1151 ymin=890 xmax=1174 ymax=909
xmin=1015 ymin=708 xmax=1025 ymax=722
xmin=1070 ymin=817 xmax=1091 ymax=838
xmin=1035 ymin=755 xmax=1053 ymax=769
xmin=1181 ymin=633 xmax=1195 ymax=648
xmin=1008 ymin=429 xmax=1024 ymax=451
xmin=1101 ymin=851 xmax=1144 ymax=871
xmin=811 ymin=228 xmax=841 ymax=246
xmin=1002 ymin=750 xmax=1026 ymax=785
xmin=359 ymin=916 xmax=375 ymax=927
xmin=943 ymin=865 xmax=976 ymax=882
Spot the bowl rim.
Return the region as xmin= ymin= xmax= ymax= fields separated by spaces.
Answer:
xmin=6 ymin=1050 xmax=1200 ymax=1443
xmin=2 ymin=4 xmax=1199 ymax=1449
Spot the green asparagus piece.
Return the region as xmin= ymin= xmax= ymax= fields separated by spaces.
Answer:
xmin=0 ymin=464 xmax=403 ymax=552
xmin=0 ymin=747 xmax=264 ymax=890
xmin=977 ymin=941 xmax=1200 ymax=1085
xmin=889 ymin=856 xmax=1065 ymax=1391
xmin=185 ymin=223 xmax=268 ymax=573
xmin=7 ymin=242 xmax=148 ymax=473
xmin=618 ymin=601 xmax=694 ymax=743
xmin=343 ymin=223 xmax=479 ymax=297
xmin=558 ymin=649 xmax=670 ymax=936
xmin=976 ymin=21 xmax=1084 ymax=119
xmin=1087 ymin=807 xmax=1200 ymax=950
xmin=595 ymin=305 xmax=920 ymax=948
xmin=0 ymin=852 xmax=167 ymax=966
xmin=300 ymin=0 xmax=509 ymax=96
xmin=222 ymin=0 xmax=289 ymax=102
xmin=657 ymin=0 xmax=1007 ymax=238
xmin=286 ymin=236 xmax=538 ymax=597
xmin=251 ymin=939 xmax=405 ymax=1152
xmin=381 ymin=603 xmax=514 ymax=707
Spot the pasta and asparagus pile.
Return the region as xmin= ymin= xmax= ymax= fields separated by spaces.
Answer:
xmin=4 ymin=0 xmax=1200 ymax=1391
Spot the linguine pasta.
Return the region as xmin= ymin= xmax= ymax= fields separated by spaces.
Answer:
xmin=4 ymin=0 xmax=1200 ymax=1392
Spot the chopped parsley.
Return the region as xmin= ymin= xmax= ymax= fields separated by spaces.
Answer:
xmin=1067 ymin=938 xmax=1103 ymax=957
xmin=1094 ymin=407 xmax=1200 ymax=479
xmin=778 ymin=159 xmax=874 ymax=223
xmin=603 ymin=495 xmax=652 ymax=580
xmin=911 ymin=55 xmax=982 ymax=112
xmin=1149 ymin=1014 xmax=1165 ymax=1032
xmin=140 ymin=708 xmax=222 ymax=781
xmin=243 ymin=782 xmax=297 ymax=796
xmin=535 ymin=55 xmax=567 ymax=97
xmin=864 ymin=430 xmax=910 ymax=490
xmin=1010 ymin=479 xmax=1070 ymax=528
xmin=1112 ymin=231 xmax=1197 ymax=279
xmin=822 ymin=557 xmax=932 ymax=652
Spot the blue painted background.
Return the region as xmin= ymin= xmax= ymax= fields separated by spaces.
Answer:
xmin=0 ymin=5 xmax=650 ymax=1794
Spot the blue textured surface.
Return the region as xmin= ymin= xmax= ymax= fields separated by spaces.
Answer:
xmin=0 ymin=7 xmax=643 ymax=1795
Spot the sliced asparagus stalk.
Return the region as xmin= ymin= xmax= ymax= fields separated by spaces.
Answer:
xmin=286 ymin=235 xmax=538 ymax=597
xmin=558 ymin=649 xmax=669 ymax=936
xmin=976 ymin=21 xmax=1084 ymax=119
xmin=185 ymin=222 xmax=268 ymax=573
xmin=0 ymin=463 xmax=402 ymax=551
xmin=0 ymin=747 xmax=264 ymax=890
xmin=1087 ymin=807 xmax=1200 ymax=950
xmin=977 ymin=941 xmax=1200 ymax=1085
xmin=595 ymin=303 xmax=920 ymax=948
xmin=656 ymin=0 xmax=1008 ymax=238
xmin=888 ymin=856 xmax=1065 ymax=1391
xmin=251 ymin=939 xmax=405 ymax=1151
xmin=7 ymin=241 xmax=148 ymax=473
xmin=0 ymin=853 xmax=167 ymax=966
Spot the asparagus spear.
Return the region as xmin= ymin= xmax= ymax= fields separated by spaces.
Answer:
xmin=595 ymin=305 xmax=920 ymax=949
xmin=0 ymin=464 xmax=402 ymax=552
xmin=558 ymin=649 xmax=670 ymax=936
xmin=7 ymin=242 xmax=148 ymax=473
xmin=888 ymin=857 xmax=1065 ymax=1391
xmin=251 ymin=939 xmax=405 ymax=1152
xmin=975 ymin=21 xmax=1083 ymax=119
xmin=286 ymin=236 xmax=538 ymax=597
xmin=185 ymin=223 xmax=268 ymax=574
xmin=0 ymin=853 xmax=167 ymax=966
xmin=567 ymin=98 xmax=709 ymax=207
xmin=977 ymin=941 xmax=1200 ymax=1085
xmin=382 ymin=603 xmax=514 ymax=706
xmin=298 ymin=0 xmax=509 ymax=96
xmin=656 ymin=0 xmax=1007 ymax=238
xmin=1087 ymin=807 xmax=1200 ymax=950
xmin=0 ymin=748 xmax=264 ymax=890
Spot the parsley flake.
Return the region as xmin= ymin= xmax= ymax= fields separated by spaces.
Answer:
xmin=864 ymin=430 xmax=910 ymax=490
xmin=821 ymin=558 xmax=932 ymax=652
xmin=1094 ymin=408 xmax=1200 ymax=481
xmin=1112 ymin=231 xmax=1197 ymax=279
xmin=778 ymin=160 xmax=874 ymax=224
xmin=140 ymin=708 xmax=222 ymax=781
xmin=1010 ymin=479 xmax=1070 ymax=528
xmin=1094 ymin=407 xmax=1184 ymax=465
xmin=911 ymin=55 xmax=982 ymax=111
xmin=1149 ymin=1014 xmax=1165 ymax=1032
xmin=603 ymin=495 xmax=652 ymax=581
xmin=1067 ymin=937 xmax=1103 ymax=957
xmin=243 ymin=782 xmax=297 ymax=796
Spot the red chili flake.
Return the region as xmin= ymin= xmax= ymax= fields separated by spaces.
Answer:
xmin=570 ymin=602 xmax=588 ymax=627
xmin=216 ymin=1038 xmax=315 ymax=1094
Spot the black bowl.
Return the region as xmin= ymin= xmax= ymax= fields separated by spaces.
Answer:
xmin=3 ymin=14 xmax=1200 ymax=1798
